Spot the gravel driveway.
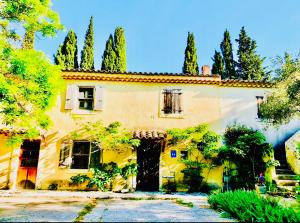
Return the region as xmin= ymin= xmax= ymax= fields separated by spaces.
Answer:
xmin=0 ymin=192 xmax=234 ymax=222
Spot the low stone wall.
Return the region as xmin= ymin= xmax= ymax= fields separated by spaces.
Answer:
xmin=285 ymin=130 xmax=300 ymax=175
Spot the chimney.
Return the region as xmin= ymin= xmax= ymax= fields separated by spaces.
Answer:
xmin=201 ymin=65 xmax=211 ymax=75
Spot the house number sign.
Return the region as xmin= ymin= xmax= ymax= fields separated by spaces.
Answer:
xmin=171 ymin=150 xmax=177 ymax=158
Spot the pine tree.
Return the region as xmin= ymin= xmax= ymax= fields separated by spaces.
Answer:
xmin=114 ymin=27 xmax=126 ymax=72
xmin=220 ymin=30 xmax=237 ymax=79
xmin=211 ymin=50 xmax=224 ymax=77
xmin=182 ymin=32 xmax=199 ymax=74
xmin=101 ymin=34 xmax=117 ymax=71
xmin=80 ymin=16 xmax=94 ymax=70
xmin=54 ymin=30 xmax=78 ymax=69
xmin=236 ymin=27 xmax=265 ymax=80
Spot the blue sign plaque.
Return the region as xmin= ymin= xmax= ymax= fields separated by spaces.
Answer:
xmin=171 ymin=150 xmax=177 ymax=158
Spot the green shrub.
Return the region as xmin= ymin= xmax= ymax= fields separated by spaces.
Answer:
xmin=48 ymin=183 xmax=58 ymax=190
xmin=200 ymin=182 xmax=221 ymax=194
xmin=218 ymin=124 xmax=273 ymax=189
xmin=70 ymin=162 xmax=138 ymax=191
xmin=208 ymin=190 xmax=300 ymax=222
xmin=161 ymin=180 xmax=177 ymax=193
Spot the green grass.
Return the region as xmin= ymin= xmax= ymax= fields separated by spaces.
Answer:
xmin=208 ymin=190 xmax=300 ymax=222
xmin=175 ymin=199 xmax=194 ymax=208
xmin=74 ymin=199 xmax=97 ymax=222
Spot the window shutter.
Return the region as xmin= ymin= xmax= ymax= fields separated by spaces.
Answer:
xmin=59 ymin=140 xmax=72 ymax=168
xmin=89 ymin=142 xmax=101 ymax=168
xmin=178 ymin=91 xmax=182 ymax=113
xmin=65 ymin=85 xmax=77 ymax=110
xmin=94 ymin=86 xmax=104 ymax=110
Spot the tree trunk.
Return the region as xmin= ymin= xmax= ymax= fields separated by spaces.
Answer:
xmin=22 ymin=28 xmax=35 ymax=49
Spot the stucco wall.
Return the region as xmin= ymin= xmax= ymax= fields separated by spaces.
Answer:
xmin=285 ymin=130 xmax=300 ymax=175
xmin=30 ymin=79 xmax=300 ymax=189
xmin=1 ymin=76 xmax=299 ymax=190
xmin=0 ymin=136 xmax=20 ymax=190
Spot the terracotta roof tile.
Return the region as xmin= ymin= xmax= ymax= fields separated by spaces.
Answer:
xmin=62 ymin=70 xmax=274 ymax=88
xmin=63 ymin=69 xmax=220 ymax=78
xmin=133 ymin=129 xmax=166 ymax=139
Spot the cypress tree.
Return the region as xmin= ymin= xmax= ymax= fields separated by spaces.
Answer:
xmin=211 ymin=50 xmax=225 ymax=77
xmin=80 ymin=16 xmax=94 ymax=70
xmin=220 ymin=30 xmax=237 ymax=79
xmin=236 ymin=27 xmax=265 ymax=80
xmin=101 ymin=34 xmax=117 ymax=71
xmin=114 ymin=27 xmax=126 ymax=72
xmin=54 ymin=30 xmax=78 ymax=69
xmin=54 ymin=44 xmax=65 ymax=66
xmin=182 ymin=32 xmax=199 ymax=74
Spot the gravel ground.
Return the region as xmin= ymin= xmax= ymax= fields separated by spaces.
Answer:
xmin=0 ymin=197 xmax=90 ymax=222
xmin=84 ymin=198 xmax=234 ymax=222
xmin=0 ymin=191 xmax=235 ymax=222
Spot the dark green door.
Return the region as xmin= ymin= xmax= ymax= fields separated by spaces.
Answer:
xmin=136 ymin=140 xmax=161 ymax=191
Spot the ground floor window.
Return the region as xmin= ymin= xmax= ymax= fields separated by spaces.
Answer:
xmin=59 ymin=140 xmax=101 ymax=169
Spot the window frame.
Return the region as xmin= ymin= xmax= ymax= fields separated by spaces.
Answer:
xmin=78 ymin=86 xmax=95 ymax=111
xmin=70 ymin=140 xmax=91 ymax=170
xmin=59 ymin=140 xmax=102 ymax=170
xmin=160 ymin=88 xmax=184 ymax=118
xmin=256 ymin=96 xmax=264 ymax=119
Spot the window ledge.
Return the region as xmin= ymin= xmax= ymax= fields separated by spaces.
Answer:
xmin=159 ymin=113 xmax=184 ymax=119
xmin=62 ymin=168 xmax=89 ymax=173
xmin=71 ymin=109 xmax=98 ymax=115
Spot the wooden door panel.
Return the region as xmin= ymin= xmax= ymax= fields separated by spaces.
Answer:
xmin=137 ymin=140 xmax=161 ymax=191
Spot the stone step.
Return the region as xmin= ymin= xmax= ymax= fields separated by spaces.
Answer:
xmin=276 ymin=169 xmax=294 ymax=174
xmin=277 ymin=186 xmax=296 ymax=192
xmin=278 ymin=163 xmax=289 ymax=168
xmin=275 ymin=179 xmax=299 ymax=186
xmin=276 ymin=174 xmax=299 ymax=180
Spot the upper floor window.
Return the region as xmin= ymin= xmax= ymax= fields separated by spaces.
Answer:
xmin=256 ymin=96 xmax=264 ymax=119
xmin=65 ymin=85 xmax=103 ymax=111
xmin=78 ymin=87 xmax=94 ymax=110
xmin=162 ymin=89 xmax=182 ymax=114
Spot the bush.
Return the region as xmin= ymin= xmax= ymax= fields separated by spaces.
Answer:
xmin=200 ymin=182 xmax=221 ymax=194
xmin=208 ymin=190 xmax=300 ymax=222
xmin=48 ymin=183 xmax=58 ymax=190
xmin=70 ymin=162 xmax=138 ymax=191
xmin=218 ymin=124 xmax=273 ymax=189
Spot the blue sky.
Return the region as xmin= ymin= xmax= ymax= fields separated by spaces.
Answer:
xmin=36 ymin=0 xmax=300 ymax=73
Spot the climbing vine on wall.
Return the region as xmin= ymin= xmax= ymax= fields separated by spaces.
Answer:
xmin=66 ymin=121 xmax=140 ymax=153
xmin=166 ymin=124 xmax=221 ymax=192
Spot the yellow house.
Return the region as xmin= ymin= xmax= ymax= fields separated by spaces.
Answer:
xmin=1 ymin=69 xmax=299 ymax=191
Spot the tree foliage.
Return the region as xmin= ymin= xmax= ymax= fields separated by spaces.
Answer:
xmin=54 ymin=30 xmax=78 ymax=69
xmin=80 ymin=16 xmax=94 ymax=70
xmin=220 ymin=30 xmax=236 ymax=79
xmin=218 ymin=124 xmax=273 ymax=189
xmin=101 ymin=34 xmax=117 ymax=71
xmin=182 ymin=32 xmax=199 ymax=74
xmin=260 ymin=54 xmax=300 ymax=125
xmin=66 ymin=121 xmax=140 ymax=153
xmin=211 ymin=50 xmax=224 ymax=77
xmin=260 ymin=73 xmax=300 ymax=125
xmin=114 ymin=27 xmax=126 ymax=72
xmin=236 ymin=27 xmax=266 ymax=80
xmin=101 ymin=27 xmax=127 ymax=72
xmin=0 ymin=0 xmax=63 ymax=49
xmin=0 ymin=0 xmax=63 ymax=142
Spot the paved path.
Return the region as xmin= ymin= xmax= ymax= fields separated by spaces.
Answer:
xmin=0 ymin=191 xmax=235 ymax=222
xmin=84 ymin=199 xmax=233 ymax=222
xmin=0 ymin=197 xmax=89 ymax=222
